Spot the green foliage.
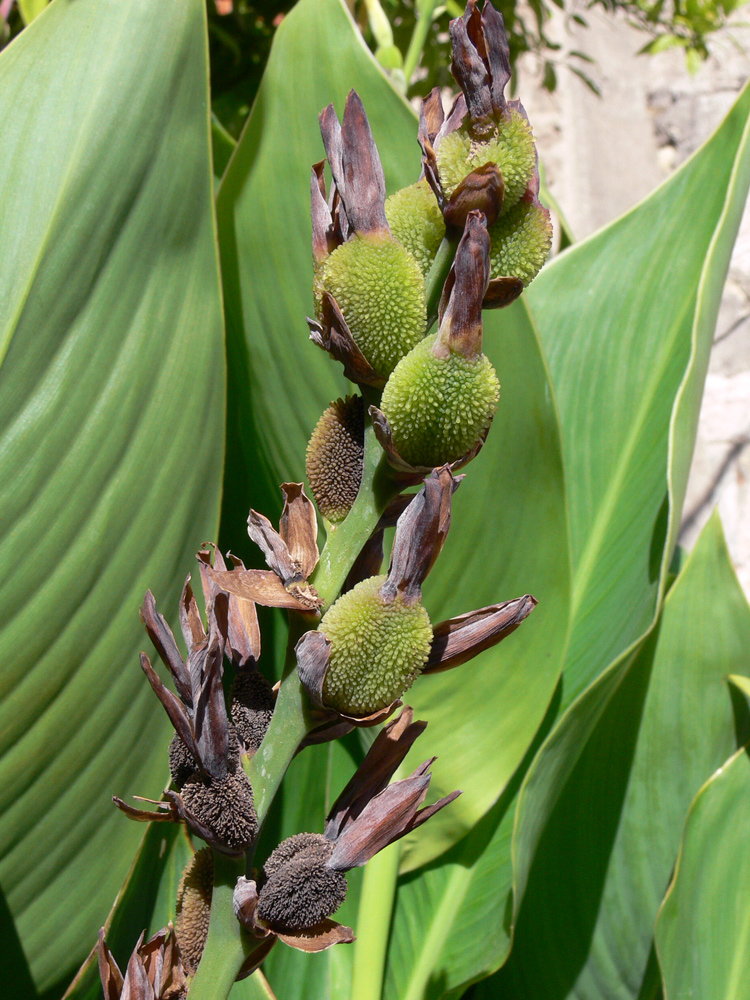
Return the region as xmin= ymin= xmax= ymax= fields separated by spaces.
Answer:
xmin=2 ymin=1 xmax=750 ymax=999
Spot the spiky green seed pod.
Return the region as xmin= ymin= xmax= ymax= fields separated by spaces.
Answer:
xmin=176 ymin=848 xmax=214 ymax=975
xmin=385 ymin=180 xmax=446 ymax=279
xmin=489 ymin=199 xmax=552 ymax=285
xmin=319 ymin=234 xmax=427 ymax=378
xmin=306 ymin=396 xmax=364 ymax=524
xmin=436 ymin=110 xmax=535 ymax=215
xmin=320 ymin=574 xmax=432 ymax=715
xmin=380 ymin=334 xmax=500 ymax=468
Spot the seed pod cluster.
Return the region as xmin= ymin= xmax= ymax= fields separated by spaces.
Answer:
xmin=181 ymin=770 xmax=258 ymax=853
xmin=319 ymin=575 xmax=433 ymax=715
xmin=257 ymin=833 xmax=347 ymax=931
xmin=230 ymin=669 xmax=276 ymax=755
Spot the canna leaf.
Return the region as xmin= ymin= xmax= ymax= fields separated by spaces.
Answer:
xmin=0 ymin=0 xmax=224 ymax=991
xmin=655 ymin=744 xmax=750 ymax=1000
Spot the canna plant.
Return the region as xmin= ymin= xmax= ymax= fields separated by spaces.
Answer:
xmin=1 ymin=2 xmax=750 ymax=1000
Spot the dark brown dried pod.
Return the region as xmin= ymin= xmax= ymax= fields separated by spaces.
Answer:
xmin=168 ymin=733 xmax=197 ymax=789
xmin=230 ymin=671 xmax=276 ymax=755
xmin=256 ymin=844 xmax=347 ymax=932
xmin=260 ymin=832 xmax=332 ymax=885
xmin=306 ymin=395 xmax=365 ymax=523
xmin=175 ymin=848 xmax=214 ymax=976
xmin=180 ymin=770 xmax=257 ymax=854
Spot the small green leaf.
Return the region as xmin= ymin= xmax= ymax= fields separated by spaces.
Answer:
xmin=655 ymin=745 xmax=750 ymax=999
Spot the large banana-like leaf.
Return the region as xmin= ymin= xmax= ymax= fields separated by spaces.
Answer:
xmin=485 ymin=513 xmax=750 ymax=999
xmin=216 ymin=0 xmax=570 ymax=868
xmin=528 ymin=78 xmax=750 ymax=706
xmin=0 ymin=0 xmax=225 ymax=991
xmin=655 ymin=744 xmax=750 ymax=1000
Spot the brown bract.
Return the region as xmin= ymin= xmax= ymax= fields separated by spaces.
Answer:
xmin=98 ymin=926 xmax=186 ymax=1000
xmin=206 ymin=484 xmax=323 ymax=615
xmin=450 ymin=0 xmax=511 ymax=131
xmin=307 ymin=294 xmax=386 ymax=389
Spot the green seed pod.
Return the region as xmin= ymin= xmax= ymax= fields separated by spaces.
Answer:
xmin=385 ymin=180 xmax=446 ymax=279
xmin=319 ymin=234 xmax=427 ymax=378
xmin=230 ymin=670 xmax=275 ymax=755
xmin=320 ymin=574 xmax=432 ymax=715
xmin=380 ymin=334 xmax=500 ymax=468
xmin=181 ymin=770 xmax=257 ymax=853
xmin=256 ymin=839 xmax=347 ymax=931
xmin=435 ymin=110 xmax=535 ymax=215
xmin=488 ymin=199 xmax=552 ymax=285
xmin=176 ymin=848 xmax=214 ymax=975
xmin=306 ymin=396 xmax=364 ymax=524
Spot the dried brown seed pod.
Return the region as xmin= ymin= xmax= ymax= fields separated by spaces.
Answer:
xmin=256 ymin=839 xmax=347 ymax=932
xmin=175 ymin=848 xmax=214 ymax=976
xmin=260 ymin=832 xmax=332 ymax=884
xmin=230 ymin=670 xmax=276 ymax=754
xmin=180 ymin=770 xmax=257 ymax=853
xmin=306 ymin=396 xmax=365 ymax=524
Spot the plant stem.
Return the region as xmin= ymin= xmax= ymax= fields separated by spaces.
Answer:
xmin=187 ymin=853 xmax=252 ymax=999
xmin=403 ymin=0 xmax=440 ymax=87
xmin=311 ymin=408 xmax=400 ymax=610
xmin=349 ymin=841 xmax=402 ymax=1000
xmin=424 ymin=234 xmax=459 ymax=330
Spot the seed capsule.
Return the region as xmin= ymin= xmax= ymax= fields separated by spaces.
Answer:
xmin=306 ymin=396 xmax=365 ymax=524
xmin=435 ymin=111 xmax=535 ymax=215
xmin=319 ymin=575 xmax=433 ymax=715
xmin=385 ymin=180 xmax=446 ymax=278
xmin=256 ymin=837 xmax=347 ymax=931
xmin=176 ymin=848 xmax=214 ymax=975
xmin=380 ymin=333 xmax=500 ymax=468
xmin=261 ymin=832 xmax=332 ymax=884
xmin=319 ymin=234 xmax=427 ymax=378
xmin=230 ymin=670 xmax=275 ymax=755
xmin=489 ymin=198 xmax=552 ymax=285
xmin=180 ymin=770 xmax=257 ymax=853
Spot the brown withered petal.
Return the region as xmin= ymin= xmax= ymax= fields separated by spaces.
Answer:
xmin=295 ymin=630 xmax=402 ymax=729
xmin=381 ymin=467 xmax=459 ymax=603
xmin=140 ymin=591 xmax=192 ymax=706
xmin=97 ymin=926 xmax=186 ymax=1000
xmin=247 ymin=509 xmax=301 ymax=586
xmin=276 ymin=921 xmax=356 ymax=953
xmin=327 ymin=761 xmax=461 ymax=871
xmin=443 ymin=162 xmax=504 ymax=234
xmin=338 ymin=90 xmax=389 ymax=238
xmin=236 ymin=938 xmax=278 ymax=980
xmin=198 ymin=547 xmax=261 ymax=667
xmin=179 ymin=579 xmax=207 ymax=660
xmin=418 ymin=94 xmax=445 ymax=212
xmin=140 ymin=653 xmax=203 ymax=772
xmin=424 ymin=594 xmax=538 ymax=673
xmin=311 ymin=160 xmax=335 ymax=264
xmin=307 ymin=293 xmax=386 ymax=389
xmin=279 ymin=483 xmax=319 ymax=581
xmin=421 ymin=87 xmax=445 ymax=142
xmin=98 ymin=930 xmax=124 ymax=1000
xmin=482 ymin=275 xmax=524 ymax=309
xmin=435 ymin=210 xmax=491 ymax=358
xmin=207 ymin=566 xmax=322 ymax=613
xmin=324 ymin=707 xmax=427 ymax=840
xmin=450 ymin=0 xmax=511 ymax=130
xmin=370 ymin=404 xmax=487 ymax=481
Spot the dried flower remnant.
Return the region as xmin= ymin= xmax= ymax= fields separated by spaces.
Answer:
xmin=113 ymin=582 xmax=257 ymax=856
xmin=175 ymin=849 xmax=214 ymax=976
xmin=306 ymin=395 xmax=365 ymax=524
xmin=378 ymin=212 xmax=499 ymax=470
xmin=234 ymin=709 xmax=459 ymax=948
xmin=230 ymin=669 xmax=276 ymax=755
xmin=309 ymin=91 xmax=427 ymax=381
xmin=98 ymin=925 xmax=186 ymax=1000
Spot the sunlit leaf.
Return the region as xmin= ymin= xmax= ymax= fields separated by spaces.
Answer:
xmin=0 ymin=0 xmax=224 ymax=990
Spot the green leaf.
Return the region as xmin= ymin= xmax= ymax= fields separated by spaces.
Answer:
xmin=655 ymin=745 xmax=750 ymax=999
xmin=212 ymin=111 xmax=237 ymax=186
xmin=0 ymin=883 xmax=38 ymax=1000
xmin=488 ymin=512 xmax=750 ymax=999
xmin=62 ymin=823 xmax=193 ymax=1000
xmin=528 ymin=76 xmax=750 ymax=708
xmin=230 ymin=970 xmax=279 ymax=1000
xmin=216 ymin=0 xmax=570 ymax=868
xmin=0 ymin=0 xmax=224 ymax=991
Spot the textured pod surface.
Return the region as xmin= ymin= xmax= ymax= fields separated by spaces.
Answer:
xmin=257 ymin=843 xmax=347 ymax=931
xmin=436 ymin=111 xmax=535 ymax=213
xmin=489 ymin=200 xmax=552 ymax=285
xmin=306 ymin=395 xmax=364 ymax=523
xmin=320 ymin=574 xmax=432 ymax=714
xmin=380 ymin=335 xmax=500 ymax=468
xmin=231 ymin=671 xmax=275 ymax=754
xmin=261 ymin=832 xmax=332 ymax=884
xmin=181 ymin=770 xmax=257 ymax=852
xmin=385 ymin=180 xmax=446 ymax=278
xmin=176 ymin=847 xmax=214 ymax=975
xmin=319 ymin=234 xmax=426 ymax=378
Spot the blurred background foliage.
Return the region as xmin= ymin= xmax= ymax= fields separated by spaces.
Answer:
xmin=3 ymin=0 xmax=746 ymax=135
